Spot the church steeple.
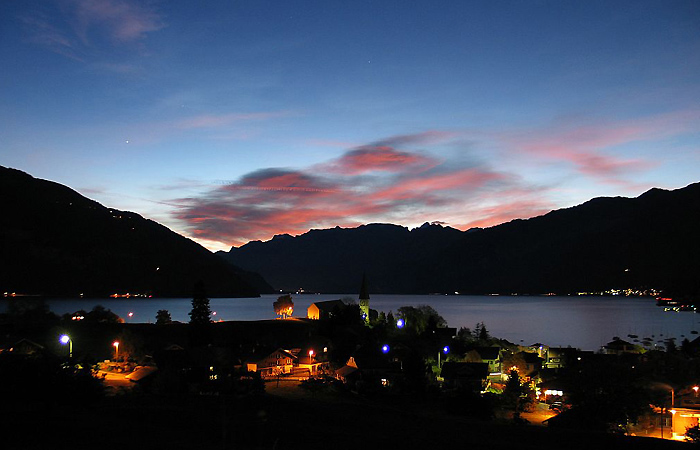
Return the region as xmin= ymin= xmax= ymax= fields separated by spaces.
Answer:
xmin=359 ymin=273 xmax=370 ymax=324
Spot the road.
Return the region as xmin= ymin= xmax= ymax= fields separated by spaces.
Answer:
xmin=519 ymin=402 xmax=557 ymax=425
xmin=95 ymin=370 xmax=133 ymax=393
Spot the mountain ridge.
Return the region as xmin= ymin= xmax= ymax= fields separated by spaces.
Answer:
xmin=219 ymin=182 xmax=700 ymax=295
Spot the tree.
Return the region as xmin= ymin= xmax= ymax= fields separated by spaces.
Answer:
xmin=156 ymin=309 xmax=172 ymax=325
xmin=85 ymin=305 xmax=122 ymax=324
xmin=686 ymin=424 xmax=700 ymax=443
xmin=273 ymin=294 xmax=294 ymax=319
xmin=666 ymin=338 xmax=677 ymax=353
xmin=478 ymin=322 xmax=490 ymax=341
xmin=189 ymin=281 xmax=211 ymax=325
xmin=396 ymin=305 xmax=446 ymax=335
xmin=503 ymin=369 xmax=534 ymax=412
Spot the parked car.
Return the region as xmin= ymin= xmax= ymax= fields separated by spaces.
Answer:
xmin=549 ymin=402 xmax=564 ymax=412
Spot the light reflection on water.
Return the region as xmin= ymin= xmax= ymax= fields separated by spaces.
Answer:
xmin=5 ymin=294 xmax=696 ymax=351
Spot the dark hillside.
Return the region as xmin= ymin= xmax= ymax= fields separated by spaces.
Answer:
xmin=0 ymin=166 xmax=271 ymax=297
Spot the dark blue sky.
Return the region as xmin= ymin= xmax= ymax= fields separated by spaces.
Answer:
xmin=2 ymin=1 xmax=699 ymax=250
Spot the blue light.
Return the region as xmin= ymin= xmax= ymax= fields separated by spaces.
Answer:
xmin=443 ymin=345 xmax=450 ymax=354
xmin=382 ymin=344 xmax=390 ymax=354
xmin=396 ymin=319 xmax=404 ymax=328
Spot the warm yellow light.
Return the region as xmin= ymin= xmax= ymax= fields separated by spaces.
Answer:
xmin=694 ymin=386 xmax=699 ymax=392
xmin=309 ymin=350 xmax=314 ymax=357
xmin=670 ymin=409 xmax=677 ymax=415
xmin=113 ymin=341 xmax=119 ymax=348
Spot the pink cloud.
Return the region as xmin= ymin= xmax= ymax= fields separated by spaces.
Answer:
xmin=370 ymin=169 xmax=504 ymax=203
xmin=459 ymin=199 xmax=553 ymax=230
xmin=326 ymin=146 xmax=438 ymax=175
xmin=505 ymin=110 xmax=700 ymax=182
xmin=376 ymin=130 xmax=460 ymax=147
xmin=170 ymin=133 xmax=532 ymax=247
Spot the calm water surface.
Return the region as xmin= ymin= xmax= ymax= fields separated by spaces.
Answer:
xmin=10 ymin=294 xmax=698 ymax=351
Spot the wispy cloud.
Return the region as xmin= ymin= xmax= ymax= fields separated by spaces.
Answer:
xmin=176 ymin=112 xmax=293 ymax=130
xmin=502 ymin=110 xmax=700 ymax=184
xmin=71 ymin=0 xmax=164 ymax=43
xmin=21 ymin=0 xmax=164 ymax=61
xmin=21 ymin=13 xmax=84 ymax=61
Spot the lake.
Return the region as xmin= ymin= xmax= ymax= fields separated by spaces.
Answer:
xmin=7 ymin=294 xmax=697 ymax=351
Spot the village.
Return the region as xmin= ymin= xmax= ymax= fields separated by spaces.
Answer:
xmin=3 ymin=287 xmax=700 ymax=447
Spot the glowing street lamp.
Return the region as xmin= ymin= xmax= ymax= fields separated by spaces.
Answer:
xmin=113 ymin=341 xmax=120 ymax=361
xmin=396 ymin=319 xmax=405 ymax=329
xmin=59 ymin=334 xmax=72 ymax=358
xmin=438 ymin=345 xmax=450 ymax=369
xmin=694 ymin=386 xmax=699 ymax=397
xmin=382 ymin=344 xmax=390 ymax=354
xmin=308 ymin=350 xmax=315 ymax=376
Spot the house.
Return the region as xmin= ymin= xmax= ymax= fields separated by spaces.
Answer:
xmin=336 ymin=345 xmax=405 ymax=390
xmin=465 ymin=347 xmax=502 ymax=375
xmin=518 ymin=351 xmax=543 ymax=380
xmin=603 ymin=338 xmax=643 ymax=355
xmin=6 ymin=339 xmax=45 ymax=355
xmin=246 ymin=348 xmax=298 ymax=377
xmin=670 ymin=387 xmax=700 ymax=439
xmin=431 ymin=327 xmax=457 ymax=341
xmin=307 ymin=299 xmax=346 ymax=320
xmin=334 ymin=356 xmax=359 ymax=383
xmin=440 ymin=362 xmax=489 ymax=392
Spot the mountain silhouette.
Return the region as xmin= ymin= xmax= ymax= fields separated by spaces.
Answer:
xmin=0 ymin=166 xmax=271 ymax=297
xmin=219 ymin=183 xmax=700 ymax=295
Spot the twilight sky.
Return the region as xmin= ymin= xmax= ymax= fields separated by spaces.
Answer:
xmin=2 ymin=1 xmax=699 ymax=251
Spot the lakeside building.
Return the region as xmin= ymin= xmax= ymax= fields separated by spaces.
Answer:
xmin=307 ymin=299 xmax=346 ymax=320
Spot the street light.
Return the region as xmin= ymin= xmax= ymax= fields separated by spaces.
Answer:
xmin=59 ymin=334 xmax=72 ymax=358
xmin=113 ymin=341 xmax=120 ymax=361
xmin=382 ymin=344 xmax=390 ymax=354
xmin=438 ymin=345 xmax=450 ymax=369
xmin=396 ymin=319 xmax=405 ymax=329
